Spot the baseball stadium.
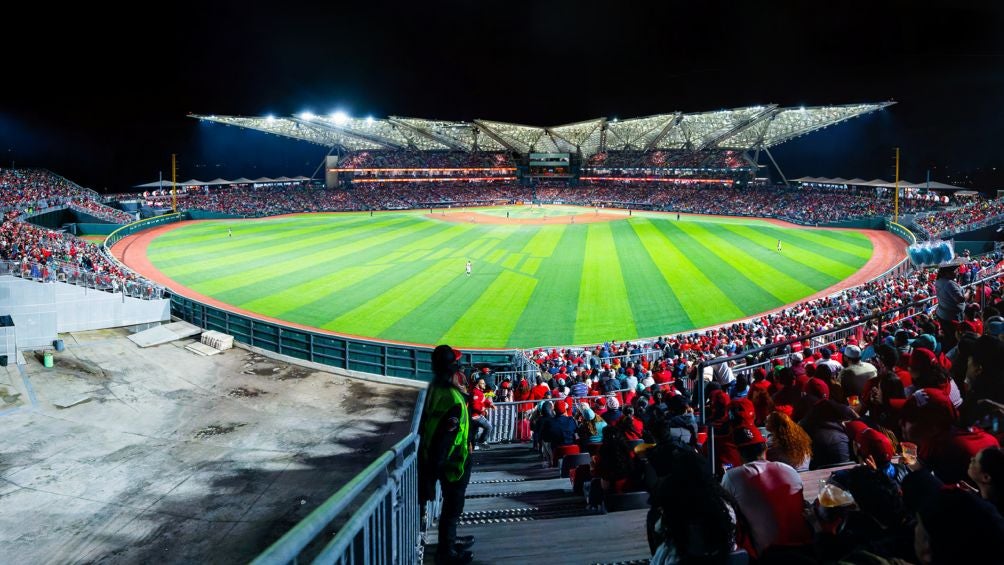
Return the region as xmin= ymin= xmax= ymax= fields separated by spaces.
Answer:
xmin=113 ymin=103 xmax=906 ymax=351
xmin=5 ymin=104 xmax=1004 ymax=564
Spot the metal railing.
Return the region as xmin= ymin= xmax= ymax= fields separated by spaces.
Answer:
xmin=0 ymin=258 xmax=164 ymax=299
xmin=482 ymin=389 xmax=634 ymax=444
xmin=253 ymin=388 xmax=427 ymax=565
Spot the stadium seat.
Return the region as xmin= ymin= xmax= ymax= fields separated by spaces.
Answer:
xmin=560 ymin=452 xmax=591 ymax=478
xmin=603 ymin=491 xmax=650 ymax=512
xmin=551 ymin=444 xmax=580 ymax=468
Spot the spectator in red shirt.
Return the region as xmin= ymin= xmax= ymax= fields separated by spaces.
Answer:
xmin=900 ymin=387 xmax=1000 ymax=484
xmin=469 ymin=377 xmax=493 ymax=449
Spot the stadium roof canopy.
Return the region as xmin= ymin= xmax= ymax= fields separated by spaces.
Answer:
xmin=190 ymin=102 xmax=894 ymax=157
xmin=793 ymin=176 xmax=970 ymax=191
xmin=133 ymin=176 xmax=310 ymax=188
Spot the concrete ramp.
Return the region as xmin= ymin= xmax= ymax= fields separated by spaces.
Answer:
xmin=128 ymin=321 xmax=202 ymax=348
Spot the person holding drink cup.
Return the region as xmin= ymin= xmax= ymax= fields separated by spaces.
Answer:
xmin=898 ymin=387 xmax=999 ymax=484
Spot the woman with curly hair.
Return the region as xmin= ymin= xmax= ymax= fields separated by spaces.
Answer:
xmin=765 ymin=410 xmax=813 ymax=471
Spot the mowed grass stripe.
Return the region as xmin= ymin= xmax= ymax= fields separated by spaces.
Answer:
xmin=189 ymin=219 xmax=440 ymax=296
xmin=521 ymin=257 xmax=542 ymax=275
xmin=805 ymin=228 xmax=872 ymax=248
xmin=149 ymin=216 xmax=372 ymax=261
xmin=521 ymin=226 xmax=565 ymax=257
xmin=575 ymin=223 xmax=636 ymax=344
xmin=760 ymin=226 xmax=872 ymax=261
xmin=366 ymin=223 xmax=476 ymax=263
xmin=508 ymin=225 xmax=583 ymax=347
xmin=631 ymin=219 xmax=744 ymax=327
xmin=278 ymin=224 xmax=506 ymax=328
xmin=698 ymin=223 xmax=842 ymax=289
xmin=377 ymin=227 xmax=541 ymax=344
xmin=610 ymin=221 xmax=693 ymax=336
xmin=159 ymin=216 xmax=416 ymax=278
xmin=324 ymin=259 xmax=463 ymax=335
xmin=653 ymin=221 xmax=781 ymax=317
xmin=440 ymin=271 xmax=537 ymax=347
xmin=722 ymin=225 xmax=861 ymax=280
xmin=673 ymin=221 xmax=817 ymax=303
xmin=239 ymin=264 xmax=394 ymax=316
xmin=149 ymin=217 xmax=358 ymax=252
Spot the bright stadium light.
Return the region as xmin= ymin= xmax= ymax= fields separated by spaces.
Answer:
xmin=299 ymin=111 xmax=316 ymax=120
xmin=331 ymin=111 xmax=350 ymax=125
xmin=366 ymin=116 xmax=375 ymax=124
xmin=266 ymin=114 xmax=275 ymax=122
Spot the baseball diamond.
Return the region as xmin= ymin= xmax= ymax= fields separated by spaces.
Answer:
xmin=121 ymin=205 xmax=901 ymax=349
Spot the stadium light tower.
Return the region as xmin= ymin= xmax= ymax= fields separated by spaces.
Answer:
xmin=331 ymin=111 xmax=350 ymax=125
xmin=299 ymin=111 xmax=316 ymax=121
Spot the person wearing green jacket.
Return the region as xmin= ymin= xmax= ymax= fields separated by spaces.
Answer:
xmin=419 ymin=345 xmax=475 ymax=564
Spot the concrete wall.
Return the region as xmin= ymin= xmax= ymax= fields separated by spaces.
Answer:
xmin=0 ymin=276 xmax=170 ymax=350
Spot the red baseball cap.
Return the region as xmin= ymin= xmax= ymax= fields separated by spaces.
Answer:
xmin=555 ymin=400 xmax=568 ymax=415
xmin=733 ymin=424 xmax=766 ymax=448
xmin=856 ymin=428 xmax=895 ymax=465
xmin=900 ymin=387 xmax=957 ymax=428
xmin=844 ymin=420 xmax=869 ymax=443
xmin=729 ymin=398 xmax=756 ymax=426
xmin=806 ymin=377 xmax=829 ymax=400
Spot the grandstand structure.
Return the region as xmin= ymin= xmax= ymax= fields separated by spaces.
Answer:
xmin=192 ymin=101 xmax=894 ymax=187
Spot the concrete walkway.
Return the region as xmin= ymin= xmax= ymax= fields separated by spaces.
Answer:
xmin=424 ymin=443 xmax=652 ymax=564
xmin=0 ymin=328 xmax=419 ymax=564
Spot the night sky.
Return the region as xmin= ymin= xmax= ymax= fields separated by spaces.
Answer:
xmin=2 ymin=1 xmax=1003 ymax=192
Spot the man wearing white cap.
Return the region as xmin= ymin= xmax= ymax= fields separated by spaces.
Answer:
xmin=838 ymin=344 xmax=876 ymax=397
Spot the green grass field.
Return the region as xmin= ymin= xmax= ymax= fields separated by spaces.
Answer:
xmin=145 ymin=206 xmax=872 ymax=348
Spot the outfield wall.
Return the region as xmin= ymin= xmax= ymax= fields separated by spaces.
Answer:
xmin=169 ymin=294 xmax=512 ymax=381
xmin=105 ymin=212 xmax=515 ymax=381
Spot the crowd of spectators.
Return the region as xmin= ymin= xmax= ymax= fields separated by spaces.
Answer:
xmin=337 ymin=151 xmax=515 ymax=170
xmin=68 ymin=197 xmax=135 ymax=223
xmin=136 ymin=185 xmax=368 ymax=215
xmin=0 ymin=168 xmax=159 ymax=296
xmin=506 ymin=257 xmax=1004 ymax=562
xmin=586 ymin=150 xmax=750 ymax=170
xmin=1 ymin=169 xmax=99 ymax=216
xmin=915 ymin=196 xmax=1004 ymax=238
xmin=111 ymin=178 xmax=956 ymax=226
xmin=0 ymin=219 xmax=159 ymax=296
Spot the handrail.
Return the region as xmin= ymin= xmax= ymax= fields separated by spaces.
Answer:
xmin=251 ymin=387 xmax=427 ymax=564
xmin=887 ymin=221 xmax=917 ymax=245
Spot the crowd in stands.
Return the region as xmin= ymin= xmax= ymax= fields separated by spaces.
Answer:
xmin=586 ymin=150 xmax=750 ymax=170
xmin=492 ymin=257 xmax=1004 ymax=562
xmin=112 ymin=178 xmax=957 ymax=226
xmin=0 ymin=168 xmax=160 ymax=297
xmin=915 ymin=196 xmax=1004 ymax=238
xmin=337 ymin=151 xmax=515 ymax=169
xmin=68 ymin=197 xmax=135 ymax=223
xmin=136 ymin=185 xmax=368 ymax=215
xmin=0 ymin=219 xmax=159 ymax=296
xmin=0 ymin=169 xmax=96 ymax=215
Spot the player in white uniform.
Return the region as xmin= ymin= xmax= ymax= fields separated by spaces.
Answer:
xmin=466 ymin=260 xmax=472 ymax=276
xmin=777 ymin=239 xmax=782 ymax=253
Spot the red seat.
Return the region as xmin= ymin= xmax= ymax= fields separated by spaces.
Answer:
xmin=551 ymin=444 xmax=581 ymax=467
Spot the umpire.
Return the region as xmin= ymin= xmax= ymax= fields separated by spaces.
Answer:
xmin=419 ymin=345 xmax=475 ymax=564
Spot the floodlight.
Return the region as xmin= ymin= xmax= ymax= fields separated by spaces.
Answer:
xmin=366 ymin=116 xmax=375 ymax=124
xmin=266 ymin=115 xmax=275 ymax=122
xmin=331 ymin=111 xmax=350 ymax=125
xmin=299 ymin=111 xmax=316 ymax=120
